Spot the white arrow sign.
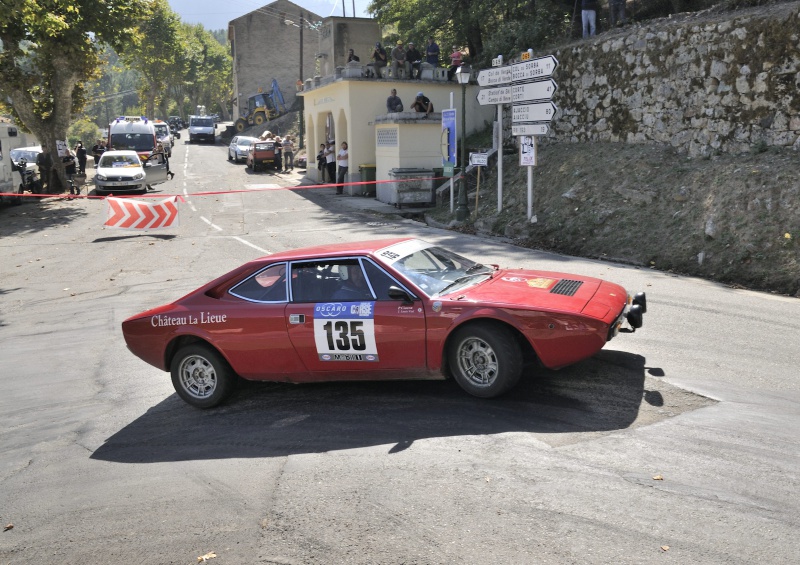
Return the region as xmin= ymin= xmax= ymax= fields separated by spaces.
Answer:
xmin=512 ymin=123 xmax=550 ymax=136
xmin=476 ymin=86 xmax=511 ymax=105
xmin=477 ymin=66 xmax=512 ymax=87
xmin=512 ymin=102 xmax=558 ymax=123
xmin=511 ymin=79 xmax=558 ymax=103
xmin=511 ymin=55 xmax=559 ymax=82
xmin=469 ymin=152 xmax=488 ymax=166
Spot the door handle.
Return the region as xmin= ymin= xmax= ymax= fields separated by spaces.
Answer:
xmin=289 ymin=314 xmax=305 ymax=324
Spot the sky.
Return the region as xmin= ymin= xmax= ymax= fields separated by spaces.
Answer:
xmin=168 ymin=0 xmax=372 ymax=30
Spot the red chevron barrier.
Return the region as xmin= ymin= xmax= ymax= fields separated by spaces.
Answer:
xmin=104 ymin=196 xmax=181 ymax=229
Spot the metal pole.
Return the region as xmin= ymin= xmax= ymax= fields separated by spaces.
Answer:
xmin=455 ymin=81 xmax=469 ymax=221
xmin=299 ymin=13 xmax=304 ymax=150
xmin=497 ymin=103 xmax=502 ymax=212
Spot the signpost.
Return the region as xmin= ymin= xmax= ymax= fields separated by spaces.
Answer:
xmin=511 ymin=102 xmax=558 ymax=123
xmin=476 ymin=66 xmax=512 ymax=87
xmin=469 ymin=152 xmax=488 ymax=167
xmin=511 ymin=123 xmax=549 ymax=136
xmin=511 ymin=79 xmax=558 ymax=103
xmin=474 ymin=52 xmax=559 ymax=219
xmin=476 ymin=86 xmax=511 ymax=106
xmin=511 ymin=55 xmax=558 ymax=82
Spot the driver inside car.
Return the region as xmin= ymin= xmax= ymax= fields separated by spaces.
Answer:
xmin=332 ymin=264 xmax=372 ymax=301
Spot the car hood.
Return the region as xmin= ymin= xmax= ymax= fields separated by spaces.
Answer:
xmin=455 ymin=269 xmax=625 ymax=319
xmin=97 ymin=165 xmax=144 ymax=178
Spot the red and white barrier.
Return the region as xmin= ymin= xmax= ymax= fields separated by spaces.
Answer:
xmin=104 ymin=196 xmax=181 ymax=229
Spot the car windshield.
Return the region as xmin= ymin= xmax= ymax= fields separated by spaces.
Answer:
xmin=237 ymin=137 xmax=258 ymax=147
xmin=192 ymin=118 xmax=213 ymax=127
xmin=100 ymin=154 xmax=141 ymax=168
xmin=155 ymin=125 xmax=169 ymax=137
xmin=378 ymin=242 xmax=494 ymax=296
xmin=111 ymin=133 xmax=154 ymax=151
xmin=9 ymin=149 xmax=40 ymax=163
xmin=254 ymin=142 xmax=274 ymax=151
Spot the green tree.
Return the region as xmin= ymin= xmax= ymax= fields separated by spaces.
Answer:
xmin=0 ymin=0 xmax=153 ymax=191
xmin=121 ymin=0 xmax=183 ymax=118
xmin=181 ymin=24 xmax=231 ymax=119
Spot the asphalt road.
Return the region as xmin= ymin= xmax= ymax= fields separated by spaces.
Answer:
xmin=1 ymin=135 xmax=798 ymax=564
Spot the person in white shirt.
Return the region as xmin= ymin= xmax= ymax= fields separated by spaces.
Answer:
xmin=336 ymin=141 xmax=349 ymax=194
xmin=324 ymin=141 xmax=336 ymax=185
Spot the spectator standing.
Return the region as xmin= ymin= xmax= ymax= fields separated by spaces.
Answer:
xmin=282 ymin=136 xmax=295 ymax=171
xmin=582 ymin=0 xmax=599 ymax=38
xmin=317 ymin=143 xmax=327 ymax=181
xmin=91 ymin=139 xmax=105 ymax=168
xmin=390 ymin=40 xmax=410 ymax=79
xmin=386 ymin=88 xmax=404 ymax=113
xmin=406 ymin=41 xmax=423 ymax=79
xmin=447 ymin=46 xmax=463 ymax=80
xmin=610 ymin=0 xmax=626 ymax=26
xmin=36 ymin=145 xmax=53 ymax=192
xmin=425 ymin=36 xmax=440 ymax=66
xmin=347 ymin=48 xmax=360 ymax=62
xmin=367 ymin=42 xmax=387 ymax=78
xmin=410 ymin=92 xmax=434 ymax=115
xmin=274 ymin=136 xmax=283 ymax=171
xmin=324 ymin=141 xmax=336 ymax=185
xmin=63 ymin=151 xmax=78 ymax=195
xmin=336 ymin=142 xmax=349 ymax=195
xmin=75 ymin=142 xmax=87 ymax=174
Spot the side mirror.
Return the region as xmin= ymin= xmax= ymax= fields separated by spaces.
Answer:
xmin=387 ymin=285 xmax=414 ymax=304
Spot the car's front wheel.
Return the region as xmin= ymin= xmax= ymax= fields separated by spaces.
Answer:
xmin=170 ymin=343 xmax=237 ymax=408
xmin=448 ymin=323 xmax=522 ymax=398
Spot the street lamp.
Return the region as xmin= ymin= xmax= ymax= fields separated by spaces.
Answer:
xmin=455 ymin=64 xmax=471 ymax=221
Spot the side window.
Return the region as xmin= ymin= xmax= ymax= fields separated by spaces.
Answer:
xmin=229 ymin=263 xmax=287 ymax=302
xmin=291 ymin=259 xmax=374 ymax=303
xmin=363 ymin=260 xmax=410 ymax=300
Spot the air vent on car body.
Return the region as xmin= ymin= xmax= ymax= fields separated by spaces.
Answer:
xmin=550 ymin=279 xmax=583 ymax=296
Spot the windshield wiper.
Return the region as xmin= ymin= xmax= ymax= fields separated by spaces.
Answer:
xmin=435 ymin=273 xmax=488 ymax=296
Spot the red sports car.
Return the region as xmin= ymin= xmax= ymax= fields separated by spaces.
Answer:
xmin=122 ymin=238 xmax=646 ymax=408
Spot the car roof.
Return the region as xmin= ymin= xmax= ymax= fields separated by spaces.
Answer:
xmin=11 ymin=146 xmax=42 ymax=152
xmin=250 ymin=238 xmax=417 ymax=263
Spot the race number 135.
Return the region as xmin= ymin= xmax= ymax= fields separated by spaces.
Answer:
xmin=314 ymin=318 xmax=378 ymax=357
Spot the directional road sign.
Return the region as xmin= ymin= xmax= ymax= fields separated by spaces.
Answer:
xmin=511 ymin=55 xmax=559 ymax=82
xmin=512 ymin=102 xmax=558 ymax=123
xmin=476 ymin=86 xmax=511 ymax=106
xmin=511 ymin=79 xmax=558 ymax=103
xmin=477 ymin=66 xmax=512 ymax=87
xmin=511 ymin=123 xmax=550 ymax=136
xmin=469 ymin=153 xmax=488 ymax=166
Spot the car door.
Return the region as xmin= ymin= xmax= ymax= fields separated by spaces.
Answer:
xmin=285 ymin=257 xmax=427 ymax=379
xmin=143 ymin=152 xmax=169 ymax=185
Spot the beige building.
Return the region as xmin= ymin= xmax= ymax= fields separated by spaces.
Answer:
xmin=300 ymin=78 xmax=493 ymax=191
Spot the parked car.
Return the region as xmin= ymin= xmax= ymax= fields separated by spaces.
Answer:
xmin=94 ymin=150 xmax=169 ymax=195
xmin=121 ymin=238 xmax=646 ymax=408
xmin=228 ymin=136 xmax=259 ymax=163
xmin=246 ymin=139 xmax=280 ymax=171
xmin=153 ymin=121 xmax=173 ymax=157
xmin=9 ymin=146 xmax=43 ymax=173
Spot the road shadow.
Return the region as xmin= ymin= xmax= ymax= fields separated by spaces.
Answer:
xmin=91 ymin=350 xmax=679 ymax=463
xmin=0 ymin=197 xmax=89 ymax=237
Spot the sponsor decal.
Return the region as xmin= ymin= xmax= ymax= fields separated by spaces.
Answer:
xmin=151 ymin=312 xmax=227 ymax=327
xmin=317 ymin=353 xmax=379 ymax=362
xmin=527 ymin=277 xmax=556 ymax=289
xmin=397 ymin=306 xmax=415 ymax=314
xmin=502 ymin=276 xmax=528 ymax=283
xmin=432 ymin=301 xmax=442 ymax=312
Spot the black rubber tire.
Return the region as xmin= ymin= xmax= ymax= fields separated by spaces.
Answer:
xmin=228 ymin=152 xmax=233 ymax=161
xmin=170 ymin=343 xmax=237 ymax=409
xmin=235 ymin=119 xmax=246 ymax=132
xmin=254 ymin=112 xmax=266 ymax=126
xmin=447 ymin=323 xmax=522 ymax=398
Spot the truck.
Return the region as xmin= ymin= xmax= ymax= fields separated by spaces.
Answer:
xmin=235 ymin=78 xmax=288 ymax=133
xmin=0 ymin=123 xmax=27 ymax=205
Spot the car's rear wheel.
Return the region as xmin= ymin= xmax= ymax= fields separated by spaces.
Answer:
xmin=228 ymin=151 xmax=233 ymax=161
xmin=170 ymin=343 xmax=236 ymax=408
xmin=448 ymin=323 xmax=522 ymax=398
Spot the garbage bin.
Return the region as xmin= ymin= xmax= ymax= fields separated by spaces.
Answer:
xmin=359 ymin=164 xmax=376 ymax=197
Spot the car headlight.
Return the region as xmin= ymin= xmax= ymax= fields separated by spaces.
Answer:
xmin=133 ymin=173 xmax=144 ymax=180
xmin=96 ymin=173 xmax=107 ymax=181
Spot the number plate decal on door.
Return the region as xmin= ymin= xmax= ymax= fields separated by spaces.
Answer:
xmin=313 ymin=302 xmax=379 ymax=361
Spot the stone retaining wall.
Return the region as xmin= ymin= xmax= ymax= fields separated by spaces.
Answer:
xmin=527 ymin=3 xmax=800 ymax=157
